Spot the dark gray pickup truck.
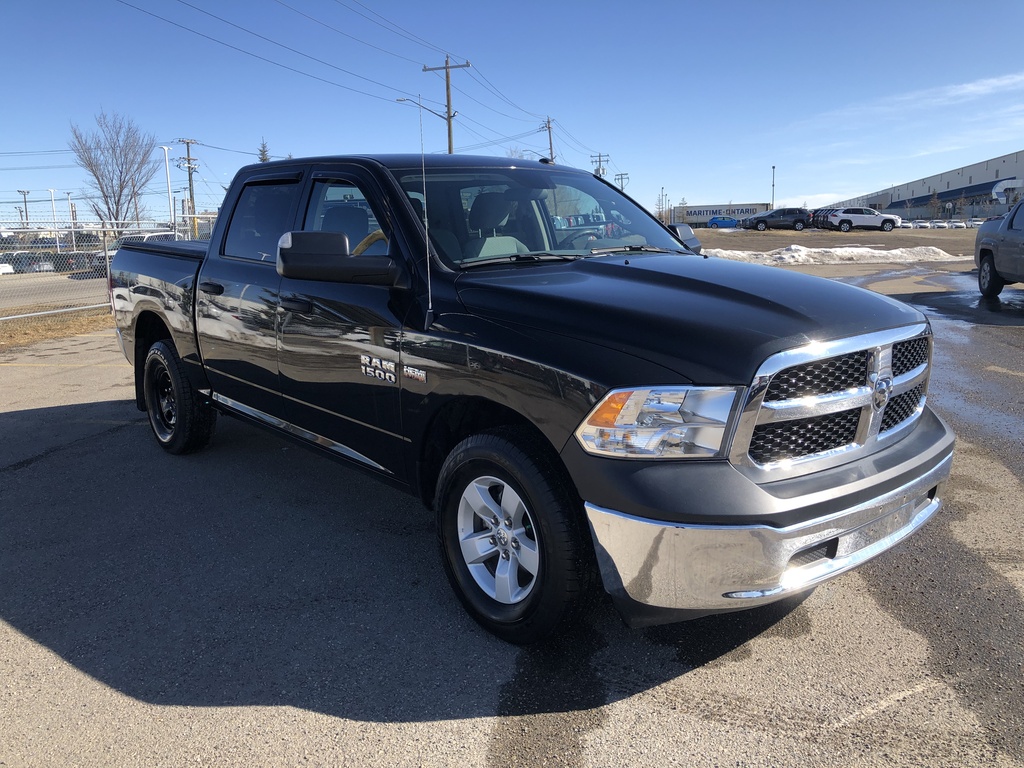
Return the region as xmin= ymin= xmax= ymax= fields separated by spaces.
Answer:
xmin=112 ymin=154 xmax=955 ymax=643
xmin=975 ymin=200 xmax=1024 ymax=297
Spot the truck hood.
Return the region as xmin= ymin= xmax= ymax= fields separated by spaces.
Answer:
xmin=454 ymin=253 xmax=924 ymax=384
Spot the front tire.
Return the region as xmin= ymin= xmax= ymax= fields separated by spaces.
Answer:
xmin=839 ymin=221 xmax=852 ymax=233
xmin=756 ymin=221 xmax=767 ymax=231
xmin=143 ymin=340 xmax=217 ymax=454
xmin=435 ymin=428 xmax=591 ymax=644
xmin=978 ymin=254 xmax=1005 ymax=298
xmin=881 ymin=220 xmax=895 ymax=232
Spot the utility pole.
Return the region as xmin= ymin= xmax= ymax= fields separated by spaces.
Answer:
xmin=590 ymin=153 xmax=608 ymax=178
xmin=175 ymin=138 xmax=200 ymax=236
xmin=542 ymin=117 xmax=555 ymax=161
xmin=422 ymin=55 xmax=471 ymax=154
xmin=614 ymin=172 xmax=629 ymax=190
xmin=18 ymin=190 xmax=29 ymax=224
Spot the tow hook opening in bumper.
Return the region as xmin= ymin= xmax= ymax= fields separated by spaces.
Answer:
xmin=723 ymin=483 xmax=940 ymax=601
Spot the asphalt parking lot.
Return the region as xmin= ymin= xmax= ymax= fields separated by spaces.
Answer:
xmin=1 ymin=257 xmax=1022 ymax=767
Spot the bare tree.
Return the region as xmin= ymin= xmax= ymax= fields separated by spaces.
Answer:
xmin=69 ymin=110 xmax=160 ymax=231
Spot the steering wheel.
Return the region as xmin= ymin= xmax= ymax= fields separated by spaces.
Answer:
xmin=558 ymin=229 xmax=602 ymax=249
xmin=353 ymin=229 xmax=386 ymax=255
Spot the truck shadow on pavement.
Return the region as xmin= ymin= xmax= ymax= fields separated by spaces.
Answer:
xmin=0 ymin=403 xmax=807 ymax=723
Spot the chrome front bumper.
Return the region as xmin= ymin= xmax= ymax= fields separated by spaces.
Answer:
xmin=585 ymin=450 xmax=952 ymax=627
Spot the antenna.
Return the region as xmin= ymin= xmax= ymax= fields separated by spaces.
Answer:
xmin=416 ymin=96 xmax=434 ymax=329
xmin=397 ymin=94 xmax=436 ymax=329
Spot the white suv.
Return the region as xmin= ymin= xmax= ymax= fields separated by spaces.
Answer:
xmin=827 ymin=207 xmax=902 ymax=232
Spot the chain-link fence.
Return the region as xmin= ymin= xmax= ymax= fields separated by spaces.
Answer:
xmin=0 ymin=217 xmax=217 ymax=328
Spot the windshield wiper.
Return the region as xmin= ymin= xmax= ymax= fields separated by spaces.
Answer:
xmin=587 ymin=244 xmax=690 ymax=255
xmin=459 ymin=252 xmax=580 ymax=269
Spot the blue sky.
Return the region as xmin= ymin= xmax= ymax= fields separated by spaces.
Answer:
xmin=4 ymin=0 xmax=1024 ymax=223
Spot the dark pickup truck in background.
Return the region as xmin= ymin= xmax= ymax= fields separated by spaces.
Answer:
xmin=975 ymin=200 xmax=1024 ymax=297
xmin=112 ymin=154 xmax=955 ymax=643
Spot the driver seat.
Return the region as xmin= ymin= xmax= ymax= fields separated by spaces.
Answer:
xmin=463 ymin=193 xmax=529 ymax=260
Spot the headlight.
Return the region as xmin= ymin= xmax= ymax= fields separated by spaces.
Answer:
xmin=575 ymin=386 xmax=741 ymax=459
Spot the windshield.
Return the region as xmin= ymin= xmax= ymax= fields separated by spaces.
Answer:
xmin=395 ymin=165 xmax=687 ymax=268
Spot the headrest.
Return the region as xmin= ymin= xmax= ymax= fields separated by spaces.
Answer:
xmin=322 ymin=206 xmax=369 ymax=240
xmin=469 ymin=193 xmax=512 ymax=231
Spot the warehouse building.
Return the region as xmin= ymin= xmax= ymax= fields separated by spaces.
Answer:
xmin=831 ymin=149 xmax=1023 ymax=221
xmin=675 ymin=149 xmax=1022 ymax=226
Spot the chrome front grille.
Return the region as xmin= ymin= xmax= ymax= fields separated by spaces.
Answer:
xmin=730 ymin=324 xmax=932 ymax=481
xmin=762 ymin=350 xmax=869 ymax=402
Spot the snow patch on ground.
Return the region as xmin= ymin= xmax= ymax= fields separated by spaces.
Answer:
xmin=705 ymin=244 xmax=965 ymax=265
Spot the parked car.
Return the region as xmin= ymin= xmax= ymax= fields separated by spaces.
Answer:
xmin=912 ymin=220 xmax=931 ymax=229
xmin=898 ymin=220 xmax=914 ymax=228
xmin=739 ymin=207 xmax=810 ymax=231
xmin=929 ymin=220 xmax=949 ymax=229
xmin=974 ymin=200 xmax=1023 ymax=297
xmin=4 ymin=251 xmax=37 ymax=273
xmin=30 ymin=259 xmax=56 ymax=273
xmin=0 ymin=262 xmax=14 ymax=275
xmin=826 ymin=207 xmax=902 ymax=232
xmin=966 ymin=218 xmax=987 ymax=228
xmin=949 ymin=220 xmax=967 ymax=229
xmin=707 ymin=216 xmax=738 ymax=229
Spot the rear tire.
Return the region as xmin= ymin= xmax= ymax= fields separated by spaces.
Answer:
xmin=143 ymin=340 xmax=217 ymax=454
xmin=435 ymin=428 xmax=591 ymax=644
xmin=978 ymin=254 xmax=1005 ymax=298
xmin=710 ymin=223 xmax=719 ymax=229
xmin=794 ymin=221 xmax=805 ymax=231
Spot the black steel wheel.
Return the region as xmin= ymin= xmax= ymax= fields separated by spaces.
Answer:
xmin=143 ymin=340 xmax=217 ymax=454
xmin=435 ymin=428 xmax=591 ymax=644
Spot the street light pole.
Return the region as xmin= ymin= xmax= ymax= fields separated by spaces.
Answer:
xmin=397 ymin=97 xmax=457 ymax=148
xmin=18 ymin=190 xmax=30 ymax=225
xmin=48 ymin=189 xmax=60 ymax=253
xmin=159 ymin=146 xmax=175 ymax=234
xmin=66 ymin=192 xmax=77 ymax=251
xmin=771 ymin=166 xmax=776 ymax=209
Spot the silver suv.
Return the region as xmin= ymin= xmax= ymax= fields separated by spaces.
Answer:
xmin=827 ymin=207 xmax=902 ymax=232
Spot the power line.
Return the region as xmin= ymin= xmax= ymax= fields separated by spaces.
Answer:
xmin=465 ymin=68 xmax=546 ymax=121
xmin=271 ymin=0 xmax=424 ymax=66
xmin=172 ymin=0 xmax=427 ymax=103
xmin=113 ymin=0 xmax=411 ymax=105
xmin=332 ymin=0 xmax=456 ymax=58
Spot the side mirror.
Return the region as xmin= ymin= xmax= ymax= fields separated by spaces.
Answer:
xmin=276 ymin=231 xmax=407 ymax=287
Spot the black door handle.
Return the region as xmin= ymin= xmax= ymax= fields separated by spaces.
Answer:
xmin=198 ymin=281 xmax=225 ymax=295
xmin=280 ymin=297 xmax=313 ymax=313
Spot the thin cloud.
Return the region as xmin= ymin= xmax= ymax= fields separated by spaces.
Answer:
xmin=796 ymin=71 xmax=1024 ymax=131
